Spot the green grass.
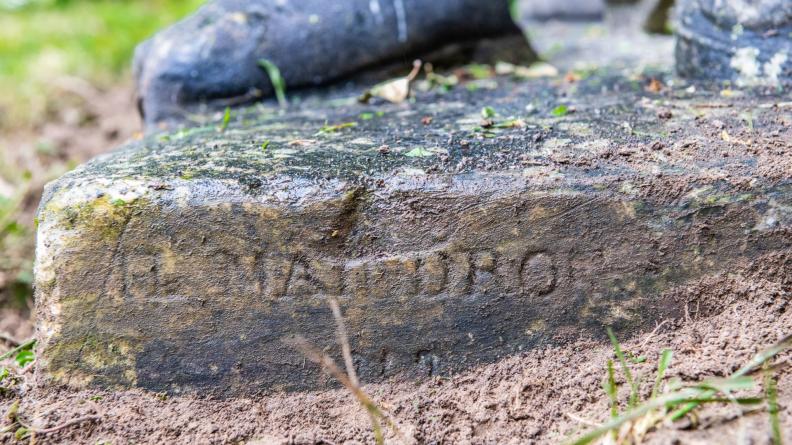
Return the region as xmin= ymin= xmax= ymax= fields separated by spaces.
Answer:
xmin=258 ymin=59 xmax=288 ymax=108
xmin=551 ymin=104 xmax=570 ymax=117
xmin=481 ymin=106 xmax=496 ymax=119
xmin=317 ymin=121 xmax=357 ymax=135
xmin=607 ymin=327 xmax=639 ymax=409
xmin=568 ymin=331 xmax=791 ymax=445
xmin=765 ymin=363 xmax=783 ymax=445
xmin=0 ymin=0 xmax=204 ymax=129
xmin=219 ymin=107 xmax=232 ymax=132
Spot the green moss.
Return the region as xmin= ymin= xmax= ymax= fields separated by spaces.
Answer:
xmin=51 ymin=195 xmax=147 ymax=242
xmin=694 ymin=189 xmax=749 ymax=208
xmin=45 ymin=332 xmax=139 ymax=386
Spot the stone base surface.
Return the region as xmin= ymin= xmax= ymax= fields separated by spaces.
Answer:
xmin=34 ymin=65 xmax=792 ymax=394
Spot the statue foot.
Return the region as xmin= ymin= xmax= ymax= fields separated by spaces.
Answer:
xmin=675 ymin=0 xmax=791 ymax=87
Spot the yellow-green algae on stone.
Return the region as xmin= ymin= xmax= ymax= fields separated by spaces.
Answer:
xmin=34 ymin=72 xmax=792 ymax=395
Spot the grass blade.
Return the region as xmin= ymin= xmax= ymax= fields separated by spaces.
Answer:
xmin=670 ymin=334 xmax=792 ymax=421
xmin=508 ymin=0 xmax=520 ymax=21
xmin=651 ymin=349 xmax=672 ymax=399
xmin=568 ymin=390 xmax=764 ymax=445
xmin=607 ymin=327 xmax=639 ymax=409
xmin=218 ymin=106 xmax=231 ymax=132
xmin=765 ymin=363 xmax=783 ymax=445
xmin=573 ymin=334 xmax=792 ymax=445
xmin=734 ymin=334 xmax=792 ymax=378
xmin=695 ymin=376 xmax=756 ymax=394
xmin=0 ymin=339 xmax=35 ymax=362
xmin=604 ymin=359 xmax=618 ymax=419
xmin=680 ymin=397 xmax=764 ymax=405
xmin=568 ymin=388 xmax=701 ymax=445
xmin=258 ymin=59 xmax=288 ymax=107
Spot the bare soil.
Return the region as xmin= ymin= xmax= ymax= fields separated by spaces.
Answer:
xmin=0 ymin=80 xmax=140 ymax=181
xmin=2 ymin=252 xmax=791 ymax=444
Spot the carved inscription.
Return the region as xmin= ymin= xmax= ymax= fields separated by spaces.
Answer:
xmin=127 ymin=246 xmax=557 ymax=301
xmin=271 ymin=248 xmax=556 ymax=299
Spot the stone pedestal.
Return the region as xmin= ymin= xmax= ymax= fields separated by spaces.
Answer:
xmin=35 ymin=67 xmax=792 ymax=395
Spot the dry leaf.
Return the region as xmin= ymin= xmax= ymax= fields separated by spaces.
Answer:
xmin=288 ymin=139 xmax=317 ymax=146
xmin=361 ymin=60 xmax=422 ymax=104
xmin=646 ymin=78 xmax=663 ymax=93
xmin=496 ymin=61 xmax=559 ymax=79
xmin=564 ymin=71 xmax=581 ymax=83
xmin=370 ymin=78 xmax=410 ymax=103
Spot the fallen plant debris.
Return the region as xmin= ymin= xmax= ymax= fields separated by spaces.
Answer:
xmin=495 ymin=61 xmax=560 ymax=79
xmin=317 ymin=121 xmax=358 ymax=135
xmin=645 ymin=78 xmax=664 ymax=93
xmin=359 ymin=60 xmax=422 ymax=104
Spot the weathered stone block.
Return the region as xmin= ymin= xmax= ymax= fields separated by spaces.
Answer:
xmin=35 ymin=71 xmax=792 ymax=395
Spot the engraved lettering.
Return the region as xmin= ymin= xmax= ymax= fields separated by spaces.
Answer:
xmin=369 ymin=256 xmax=418 ymax=299
xmin=262 ymin=256 xmax=293 ymax=299
xmin=419 ymin=252 xmax=447 ymax=295
xmin=446 ymin=252 xmax=471 ymax=296
xmin=131 ymin=244 xmax=559 ymax=302
xmin=521 ymin=252 xmax=556 ymax=296
xmin=310 ymin=260 xmax=344 ymax=295
xmin=286 ymin=260 xmax=316 ymax=297
xmin=473 ymin=251 xmax=497 ymax=290
xmin=344 ymin=262 xmax=368 ymax=300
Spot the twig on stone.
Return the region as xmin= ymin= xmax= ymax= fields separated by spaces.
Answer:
xmin=287 ymin=336 xmax=396 ymax=444
xmin=328 ymin=297 xmax=359 ymax=387
xmin=326 ymin=298 xmax=396 ymax=443
xmin=286 ymin=297 xmax=409 ymax=444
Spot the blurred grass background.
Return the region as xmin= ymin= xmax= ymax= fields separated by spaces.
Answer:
xmin=0 ymin=0 xmax=203 ymax=130
xmin=0 ymin=0 xmax=203 ymax=310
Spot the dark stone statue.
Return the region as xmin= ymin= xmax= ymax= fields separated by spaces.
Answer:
xmin=676 ymin=0 xmax=791 ymax=86
xmin=133 ymin=0 xmax=524 ymax=127
xmin=134 ymin=0 xmax=789 ymax=129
